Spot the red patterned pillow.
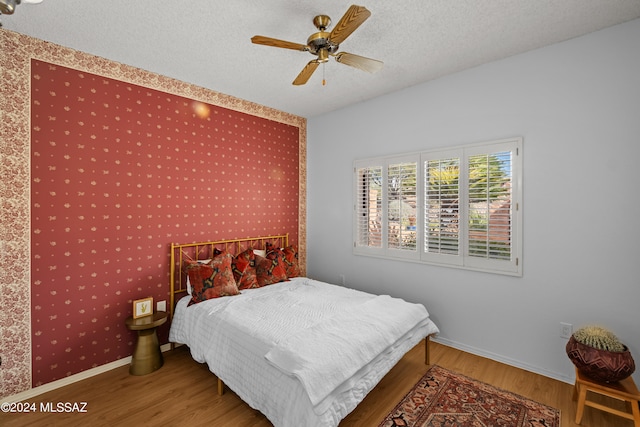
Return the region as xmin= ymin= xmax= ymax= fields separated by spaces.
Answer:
xmin=282 ymin=245 xmax=301 ymax=278
xmin=232 ymin=248 xmax=259 ymax=290
xmin=255 ymin=248 xmax=289 ymax=286
xmin=186 ymin=251 xmax=239 ymax=305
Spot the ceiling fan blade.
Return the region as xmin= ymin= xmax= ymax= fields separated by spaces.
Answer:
xmin=334 ymin=52 xmax=383 ymax=73
xmin=329 ymin=5 xmax=371 ymax=45
xmin=293 ymin=61 xmax=320 ymax=85
xmin=251 ymin=35 xmax=308 ymax=51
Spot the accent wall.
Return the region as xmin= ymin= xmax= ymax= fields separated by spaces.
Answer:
xmin=0 ymin=30 xmax=306 ymax=397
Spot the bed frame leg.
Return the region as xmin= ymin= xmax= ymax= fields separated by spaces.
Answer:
xmin=217 ymin=378 xmax=225 ymax=395
xmin=425 ymin=334 xmax=432 ymax=365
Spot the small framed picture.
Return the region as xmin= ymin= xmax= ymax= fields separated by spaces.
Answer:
xmin=133 ymin=297 xmax=153 ymax=319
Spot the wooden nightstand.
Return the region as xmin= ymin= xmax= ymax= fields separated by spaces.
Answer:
xmin=125 ymin=311 xmax=168 ymax=375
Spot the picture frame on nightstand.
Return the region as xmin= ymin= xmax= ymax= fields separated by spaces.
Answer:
xmin=133 ymin=297 xmax=153 ymax=319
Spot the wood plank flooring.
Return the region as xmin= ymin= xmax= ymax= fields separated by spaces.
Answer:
xmin=0 ymin=341 xmax=632 ymax=426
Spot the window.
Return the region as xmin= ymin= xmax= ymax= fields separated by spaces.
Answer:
xmin=354 ymin=137 xmax=522 ymax=276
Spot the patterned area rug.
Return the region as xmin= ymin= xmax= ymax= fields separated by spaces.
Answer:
xmin=379 ymin=365 xmax=560 ymax=427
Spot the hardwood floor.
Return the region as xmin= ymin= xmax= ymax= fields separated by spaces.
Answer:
xmin=0 ymin=341 xmax=632 ymax=426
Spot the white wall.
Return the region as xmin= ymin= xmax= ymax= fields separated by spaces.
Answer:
xmin=307 ymin=18 xmax=640 ymax=384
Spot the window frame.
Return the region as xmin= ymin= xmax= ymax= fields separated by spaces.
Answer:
xmin=353 ymin=137 xmax=522 ymax=276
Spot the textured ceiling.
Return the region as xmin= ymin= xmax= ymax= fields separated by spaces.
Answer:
xmin=2 ymin=0 xmax=640 ymax=117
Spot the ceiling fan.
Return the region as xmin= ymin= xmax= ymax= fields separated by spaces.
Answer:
xmin=0 ymin=0 xmax=42 ymax=15
xmin=251 ymin=4 xmax=383 ymax=85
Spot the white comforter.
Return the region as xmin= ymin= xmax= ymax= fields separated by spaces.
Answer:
xmin=169 ymin=277 xmax=439 ymax=427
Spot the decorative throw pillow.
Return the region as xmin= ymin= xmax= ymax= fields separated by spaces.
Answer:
xmin=282 ymin=245 xmax=301 ymax=278
xmin=255 ymin=248 xmax=288 ymax=286
xmin=232 ymin=248 xmax=259 ymax=290
xmin=185 ymin=259 xmax=211 ymax=295
xmin=186 ymin=251 xmax=239 ymax=305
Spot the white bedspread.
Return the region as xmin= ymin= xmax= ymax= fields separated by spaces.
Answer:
xmin=265 ymin=294 xmax=429 ymax=406
xmin=169 ymin=277 xmax=439 ymax=427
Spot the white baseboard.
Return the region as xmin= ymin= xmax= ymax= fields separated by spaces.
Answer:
xmin=0 ymin=343 xmax=173 ymax=404
xmin=432 ymin=336 xmax=574 ymax=385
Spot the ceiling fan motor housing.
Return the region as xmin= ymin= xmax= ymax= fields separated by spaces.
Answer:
xmin=307 ymin=31 xmax=338 ymax=58
xmin=307 ymin=15 xmax=338 ymax=59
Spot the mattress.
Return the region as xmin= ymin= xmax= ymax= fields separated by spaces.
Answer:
xmin=169 ymin=277 xmax=439 ymax=426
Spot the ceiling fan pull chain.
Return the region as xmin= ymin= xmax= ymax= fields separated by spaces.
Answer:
xmin=322 ymin=63 xmax=326 ymax=86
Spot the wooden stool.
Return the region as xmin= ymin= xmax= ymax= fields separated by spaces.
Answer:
xmin=573 ymin=368 xmax=640 ymax=426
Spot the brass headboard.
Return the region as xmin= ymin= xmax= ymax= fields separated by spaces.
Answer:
xmin=169 ymin=234 xmax=289 ymax=319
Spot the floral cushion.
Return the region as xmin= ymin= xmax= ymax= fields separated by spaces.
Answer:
xmin=256 ymin=247 xmax=289 ymax=286
xmin=185 ymin=258 xmax=211 ymax=295
xmin=282 ymin=245 xmax=301 ymax=278
xmin=232 ymin=248 xmax=260 ymax=290
xmin=186 ymin=251 xmax=239 ymax=305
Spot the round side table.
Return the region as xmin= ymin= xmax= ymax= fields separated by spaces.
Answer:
xmin=125 ymin=311 xmax=168 ymax=375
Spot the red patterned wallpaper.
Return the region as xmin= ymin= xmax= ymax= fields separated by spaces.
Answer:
xmin=30 ymin=60 xmax=300 ymax=386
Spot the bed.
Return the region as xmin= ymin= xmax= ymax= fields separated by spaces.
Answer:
xmin=168 ymin=234 xmax=439 ymax=427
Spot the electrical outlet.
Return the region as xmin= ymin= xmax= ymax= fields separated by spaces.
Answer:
xmin=560 ymin=322 xmax=573 ymax=339
xmin=339 ymin=274 xmax=346 ymax=285
xmin=157 ymin=300 xmax=167 ymax=312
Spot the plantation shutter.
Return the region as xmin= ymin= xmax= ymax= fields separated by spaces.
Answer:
xmin=421 ymin=149 xmax=463 ymax=267
xmin=464 ymin=140 xmax=520 ymax=274
xmin=355 ymin=165 xmax=382 ymax=249
xmin=467 ymin=151 xmax=512 ymax=261
xmin=387 ymin=161 xmax=418 ymax=252
xmin=424 ymin=157 xmax=460 ymax=255
xmin=354 ymin=137 xmax=521 ymax=276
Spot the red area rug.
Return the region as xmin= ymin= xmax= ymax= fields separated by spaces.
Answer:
xmin=379 ymin=365 xmax=560 ymax=427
